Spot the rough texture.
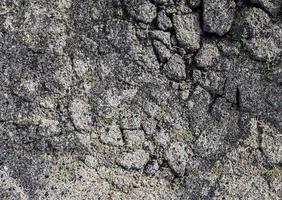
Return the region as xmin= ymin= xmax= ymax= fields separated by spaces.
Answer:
xmin=203 ymin=0 xmax=236 ymax=35
xmin=0 ymin=0 xmax=282 ymax=199
xmin=173 ymin=13 xmax=201 ymax=51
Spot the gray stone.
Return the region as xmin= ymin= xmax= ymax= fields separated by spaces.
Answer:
xmin=123 ymin=130 xmax=146 ymax=148
xmin=163 ymin=54 xmax=186 ymax=81
xmin=217 ymin=39 xmax=239 ymax=56
xmin=127 ymin=0 xmax=157 ymax=24
xmin=232 ymin=7 xmax=271 ymax=38
xmin=195 ymin=43 xmax=220 ymax=68
xmin=70 ymin=98 xmax=92 ymax=131
xmin=250 ymin=0 xmax=282 ymax=15
xmin=247 ymin=36 xmax=281 ymax=61
xmin=120 ymin=109 xmax=142 ymax=130
xmin=154 ymin=129 xmax=170 ymax=148
xmin=118 ymin=150 xmax=150 ymax=170
xmin=188 ymin=0 xmax=202 ymax=9
xmin=1 ymin=0 xmax=282 ymax=198
xmin=100 ymin=123 xmax=124 ymax=146
xmin=173 ymin=13 xmax=201 ymax=51
xmin=165 ymin=142 xmax=188 ymax=176
xmin=157 ymin=10 xmax=173 ymax=31
xmin=153 ymin=40 xmax=172 ymax=63
xmin=203 ymin=0 xmax=236 ymax=36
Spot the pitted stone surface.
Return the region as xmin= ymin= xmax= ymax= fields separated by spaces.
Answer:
xmin=0 ymin=0 xmax=281 ymax=199
xmin=203 ymin=0 xmax=236 ymax=36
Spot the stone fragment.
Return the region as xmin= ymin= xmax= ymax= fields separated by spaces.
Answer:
xmin=128 ymin=1 xmax=157 ymax=24
xmin=203 ymin=0 xmax=236 ymax=36
xmin=232 ymin=7 xmax=271 ymax=38
xmin=70 ymin=98 xmax=92 ymax=130
xmin=84 ymin=154 xmax=99 ymax=169
xmin=100 ymin=123 xmax=124 ymax=146
xmin=195 ymin=43 xmax=220 ymax=68
xmin=165 ymin=142 xmax=188 ymax=176
xmin=142 ymin=120 xmax=157 ymax=136
xmin=118 ymin=150 xmax=150 ymax=170
xmin=188 ymin=0 xmax=201 ymax=8
xmin=250 ymin=0 xmax=282 ymax=15
xmin=217 ymin=39 xmax=239 ymax=56
xmin=123 ymin=130 xmax=145 ymax=148
xmin=154 ymin=129 xmax=170 ymax=148
xmin=173 ymin=13 xmax=201 ymax=51
xmin=157 ymin=10 xmax=173 ymax=31
xmin=150 ymin=30 xmax=171 ymax=47
xmin=153 ymin=40 xmax=172 ymax=63
xmin=188 ymin=86 xmax=212 ymax=135
xmin=120 ymin=109 xmax=142 ymax=129
xmin=38 ymin=118 xmax=61 ymax=136
xmin=260 ymin=123 xmax=282 ymax=163
xmin=145 ymin=160 xmax=159 ymax=174
xmin=162 ymin=54 xmax=186 ymax=81
xmin=246 ymin=36 xmax=281 ymax=61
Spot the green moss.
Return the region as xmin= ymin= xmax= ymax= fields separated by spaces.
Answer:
xmin=156 ymin=105 xmax=166 ymax=121
xmin=260 ymin=167 xmax=282 ymax=179
xmin=240 ymin=34 xmax=248 ymax=47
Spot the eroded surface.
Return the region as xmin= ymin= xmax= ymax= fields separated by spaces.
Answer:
xmin=0 ymin=0 xmax=281 ymax=199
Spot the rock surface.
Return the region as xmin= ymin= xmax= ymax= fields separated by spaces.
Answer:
xmin=203 ymin=0 xmax=236 ymax=35
xmin=173 ymin=13 xmax=201 ymax=51
xmin=0 ymin=0 xmax=281 ymax=199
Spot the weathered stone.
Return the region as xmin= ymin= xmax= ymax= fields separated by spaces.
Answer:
xmin=157 ymin=10 xmax=173 ymax=31
xmin=154 ymin=129 xmax=170 ymax=148
xmin=165 ymin=142 xmax=188 ymax=176
xmin=100 ymin=123 xmax=124 ymax=146
xmin=70 ymin=98 xmax=92 ymax=131
xmin=250 ymin=0 xmax=282 ymax=15
xmin=1 ymin=0 xmax=282 ymax=198
xmin=195 ymin=42 xmax=220 ymax=68
xmin=217 ymin=39 xmax=239 ymax=56
xmin=188 ymin=0 xmax=201 ymax=9
xmin=123 ymin=130 xmax=145 ymax=148
xmin=203 ymin=0 xmax=236 ymax=36
xmin=153 ymin=40 xmax=172 ymax=63
xmin=127 ymin=0 xmax=157 ymax=24
xmin=162 ymin=54 xmax=186 ymax=81
xmin=173 ymin=13 xmax=201 ymax=51
xmin=247 ymin=36 xmax=281 ymax=61
xmin=118 ymin=150 xmax=150 ymax=170
xmin=232 ymin=7 xmax=271 ymax=38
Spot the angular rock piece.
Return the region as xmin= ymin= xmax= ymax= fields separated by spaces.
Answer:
xmin=123 ymin=130 xmax=145 ymax=148
xmin=173 ymin=13 xmax=201 ymax=51
xmin=118 ymin=150 xmax=150 ymax=170
xmin=100 ymin=124 xmax=124 ymax=146
xmin=247 ymin=36 xmax=281 ymax=61
xmin=154 ymin=129 xmax=170 ymax=148
xmin=203 ymin=0 xmax=236 ymax=36
xmin=157 ymin=10 xmax=173 ymax=31
xmin=70 ymin=98 xmax=92 ymax=131
xmin=163 ymin=54 xmax=186 ymax=81
xmin=188 ymin=0 xmax=201 ymax=9
xmin=232 ymin=7 xmax=271 ymax=38
xmin=217 ymin=39 xmax=239 ymax=56
xmin=165 ymin=142 xmax=188 ymax=176
xmin=120 ymin=109 xmax=142 ymax=130
xmin=153 ymin=40 xmax=172 ymax=63
xmin=250 ymin=0 xmax=282 ymax=15
xmin=260 ymin=124 xmax=282 ymax=164
xmin=128 ymin=1 xmax=157 ymax=24
xmin=195 ymin=43 xmax=220 ymax=68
